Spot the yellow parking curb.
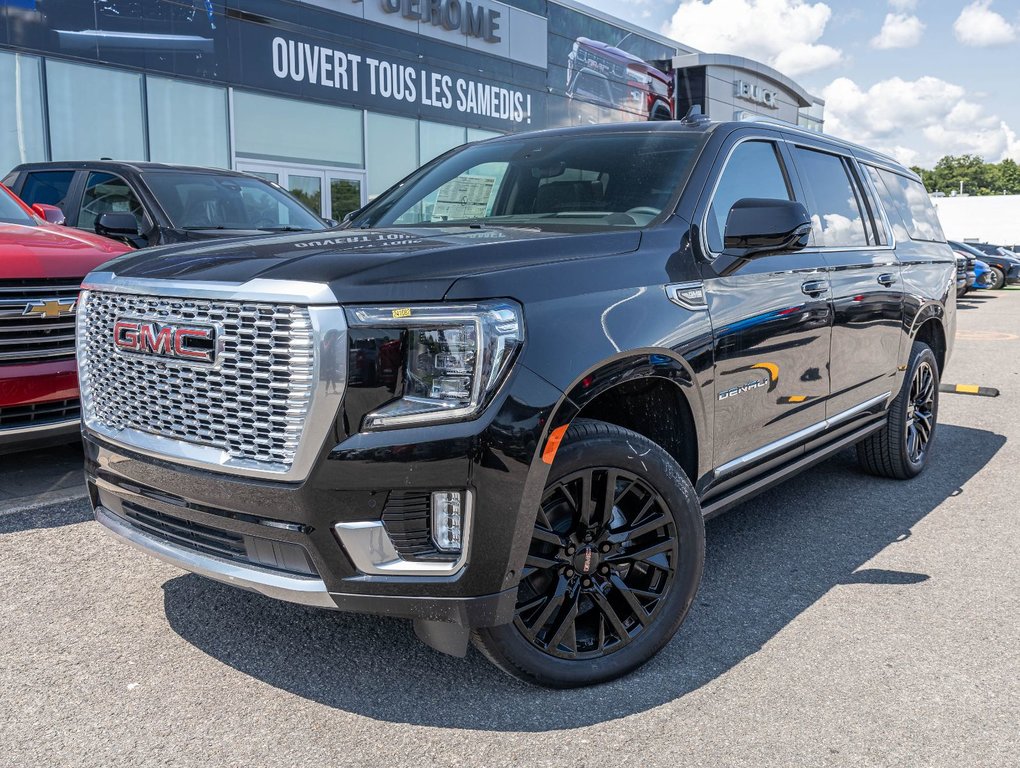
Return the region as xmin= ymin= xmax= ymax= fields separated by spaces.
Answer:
xmin=940 ymin=384 xmax=1000 ymax=397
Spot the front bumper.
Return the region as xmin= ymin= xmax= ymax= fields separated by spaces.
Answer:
xmin=0 ymin=358 xmax=81 ymax=453
xmin=84 ymin=364 xmax=562 ymax=629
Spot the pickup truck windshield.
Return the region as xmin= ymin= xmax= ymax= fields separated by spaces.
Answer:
xmin=0 ymin=187 xmax=34 ymax=225
xmin=352 ymin=131 xmax=705 ymax=231
xmin=142 ymin=171 xmax=327 ymax=232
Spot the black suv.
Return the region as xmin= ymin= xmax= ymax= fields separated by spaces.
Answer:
xmin=76 ymin=121 xmax=955 ymax=687
xmin=2 ymin=162 xmax=329 ymax=249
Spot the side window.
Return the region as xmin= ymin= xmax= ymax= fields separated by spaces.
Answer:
xmin=707 ymin=140 xmax=791 ymax=252
xmin=20 ymin=171 xmax=75 ymax=210
xmin=866 ymin=166 xmax=946 ymax=243
xmin=793 ymin=147 xmax=868 ymax=247
xmin=77 ymin=172 xmax=144 ymax=232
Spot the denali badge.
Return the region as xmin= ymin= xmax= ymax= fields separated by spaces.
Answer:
xmin=718 ymin=378 xmax=769 ymax=401
xmin=113 ymin=319 xmax=217 ymax=364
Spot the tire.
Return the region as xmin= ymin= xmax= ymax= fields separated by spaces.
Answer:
xmin=472 ymin=419 xmax=705 ymax=688
xmin=988 ymin=266 xmax=1005 ymax=290
xmin=857 ymin=341 xmax=939 ymax=480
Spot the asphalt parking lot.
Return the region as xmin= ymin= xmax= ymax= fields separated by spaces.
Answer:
xmin=1 ymin=288 xmax=1018 ymax=768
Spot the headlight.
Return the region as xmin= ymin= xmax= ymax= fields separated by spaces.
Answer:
xmin=346 ymin=301 xmax=524 ymax=429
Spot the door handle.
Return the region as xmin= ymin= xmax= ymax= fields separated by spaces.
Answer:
xmin=801 ymin=279 xmax=828 ymax=296
xmin=877 ymin=273 xmax=898 ymax=286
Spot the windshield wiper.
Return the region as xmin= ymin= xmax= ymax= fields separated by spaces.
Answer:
xmin=257 ymin=225 xmax=309 ymax=232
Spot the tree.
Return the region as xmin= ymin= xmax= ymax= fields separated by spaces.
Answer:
xmin=914 ymin=155 xmax=1020 ymax=196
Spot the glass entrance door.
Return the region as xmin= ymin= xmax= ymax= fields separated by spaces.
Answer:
xmin=235 ymin=161 xmax=365 ymax=222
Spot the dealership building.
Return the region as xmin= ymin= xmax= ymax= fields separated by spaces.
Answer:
xmin=0 ymin=0 xmax=824 ymax=221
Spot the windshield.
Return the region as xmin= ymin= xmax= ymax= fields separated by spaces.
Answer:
xmin=351 ymin=131 xmax=705 ymax=231
xmin=0 ymin=186 xmax=35 ymax=226
xmin=142 ymin=172 xmax=327 ymax=231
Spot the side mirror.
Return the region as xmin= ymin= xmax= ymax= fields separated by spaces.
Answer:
xmin=724 ymin=198 xmax=812 ymax=258
xmin=32 ymin=203 xmax=66 ymax=225
xmin=95 ymin=212 xmax=140 ymax=238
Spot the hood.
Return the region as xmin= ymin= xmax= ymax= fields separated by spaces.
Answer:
xmin=0 ymin=222 xmax=131 ymax=280
xmin=95 ymin=226 xmax=643 ymax=303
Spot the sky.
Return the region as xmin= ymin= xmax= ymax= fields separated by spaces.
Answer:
xmin=578 ymin=0 xmax=1020 ymax=168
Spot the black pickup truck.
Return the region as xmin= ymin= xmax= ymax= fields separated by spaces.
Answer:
xmin=77 ymin=120 xmax=955 ymax=687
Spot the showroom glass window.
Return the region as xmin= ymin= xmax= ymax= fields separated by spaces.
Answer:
xmin=793 ymin=147 xmax=869 ymax=248
xmin=47 ymin=61 xmax=146 ymax=161
xmin=233 ymin=91 xmax=363 ymax=168
xmin=367 ymin=113 xmax=418 ymax=200
xmin=147 ymin=77 xmax=229 ymax=169
xmin=0 ymin=51 xmax=47 ymax=173
xmin=707 ymin=140 xmax=792 ymax=253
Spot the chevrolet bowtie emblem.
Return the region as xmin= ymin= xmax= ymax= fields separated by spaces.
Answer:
xmin=23 ymin=298 xmax=78 ymax=318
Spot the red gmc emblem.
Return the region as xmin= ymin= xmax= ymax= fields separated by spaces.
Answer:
xmin=113 ymin=319 xmax=217 ymax=364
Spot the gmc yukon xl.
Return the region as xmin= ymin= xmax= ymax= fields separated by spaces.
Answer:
xmin=76 ymin=121 xmax=955 ymax=687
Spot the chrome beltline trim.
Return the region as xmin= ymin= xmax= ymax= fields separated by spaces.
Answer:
xmin=334 ymin=492 xmax=473 ymax=577
xmin=80 ymin=272 xmax=341 ymax=305
xmin=95 ymin=506 xmax=338 ymax=609
xmin=717 ymin=391 xmax=892 ymax=476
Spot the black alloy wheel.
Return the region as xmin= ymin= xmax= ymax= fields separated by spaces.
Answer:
xmin=514 ymin=467 xmax=678 ymax=660
xmin=857 ymin=341 xmax=940 ymax=480
xmin=905 ymin=360 xmax=936 ymax=464
xmin=472 ymin=420 xmax=705 ymax=688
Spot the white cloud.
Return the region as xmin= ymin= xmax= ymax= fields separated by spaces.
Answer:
xmin=871 ymin=12 xmax=925 ymax=48
xmin=888 ymin=0 xmax=917 ymax=10
xmin=663 ymin=0 xmax=843 ymax=76
xmin=953 ymin=1 xmax=1017 ymax=47
xmin=821 ymin=75 xmax=1020 ymax=166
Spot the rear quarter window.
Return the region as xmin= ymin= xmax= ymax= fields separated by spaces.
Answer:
xmin=866 ymin=166 xmax=946 ymax=243
xmin=19 ymin=170 xmax=75 ymax=209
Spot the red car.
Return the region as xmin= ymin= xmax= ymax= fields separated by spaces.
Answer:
xmin=1 ymin=184 xmax=130 ymax=454
xmin=566 ymin=37 xmax=674 ymax=122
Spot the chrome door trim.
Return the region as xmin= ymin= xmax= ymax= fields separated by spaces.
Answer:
xmin=716 ymin=391 xmax=891 ymax=476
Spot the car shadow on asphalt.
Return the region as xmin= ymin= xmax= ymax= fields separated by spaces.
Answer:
xmin=161 ymin=423 xmax=1004 ymax=731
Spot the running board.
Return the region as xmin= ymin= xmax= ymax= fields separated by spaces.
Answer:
xmin=700 ymin=420 xmax=885 ymax=520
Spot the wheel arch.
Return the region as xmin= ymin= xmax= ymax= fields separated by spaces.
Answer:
xmin=908 ymin=303 xmax=948 ymax=374
xmin=538 ymin=350 xmax=709 ymax=485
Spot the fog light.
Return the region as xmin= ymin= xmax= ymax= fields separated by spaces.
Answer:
xmin=431 ymin=491 xmax=463 ymax=552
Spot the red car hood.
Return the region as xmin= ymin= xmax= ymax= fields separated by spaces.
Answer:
xmin=0 ymin=222 xmax=131 ymax=279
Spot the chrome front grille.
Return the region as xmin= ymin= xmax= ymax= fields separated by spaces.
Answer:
xmin=78 ymin=289 xmax=318 ymax=473
xmin=0 ymin=280 xmax=81 ymax=362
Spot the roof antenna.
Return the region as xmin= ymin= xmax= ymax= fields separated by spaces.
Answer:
xmin=680 ymin=105 xmax=710 ymax=126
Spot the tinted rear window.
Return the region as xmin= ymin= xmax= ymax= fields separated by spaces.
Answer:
xmin=20 ymin=170 xmax=75 ymax=209
xmin=866 ymin=166 xmax=945 ymax=243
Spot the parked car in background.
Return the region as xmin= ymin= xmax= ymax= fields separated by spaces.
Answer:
xmin=2 ymin=162 xmax=332 ymax=250
xmin=973 ymin=260 xmax=992 ymax=289
xmin=948 ymin=241 xmax=979 ymax=295
xmin=0 ymin=184 xmax=130 ymax=454
xmin=957 ymin=242 xmax=1020 ymax=289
